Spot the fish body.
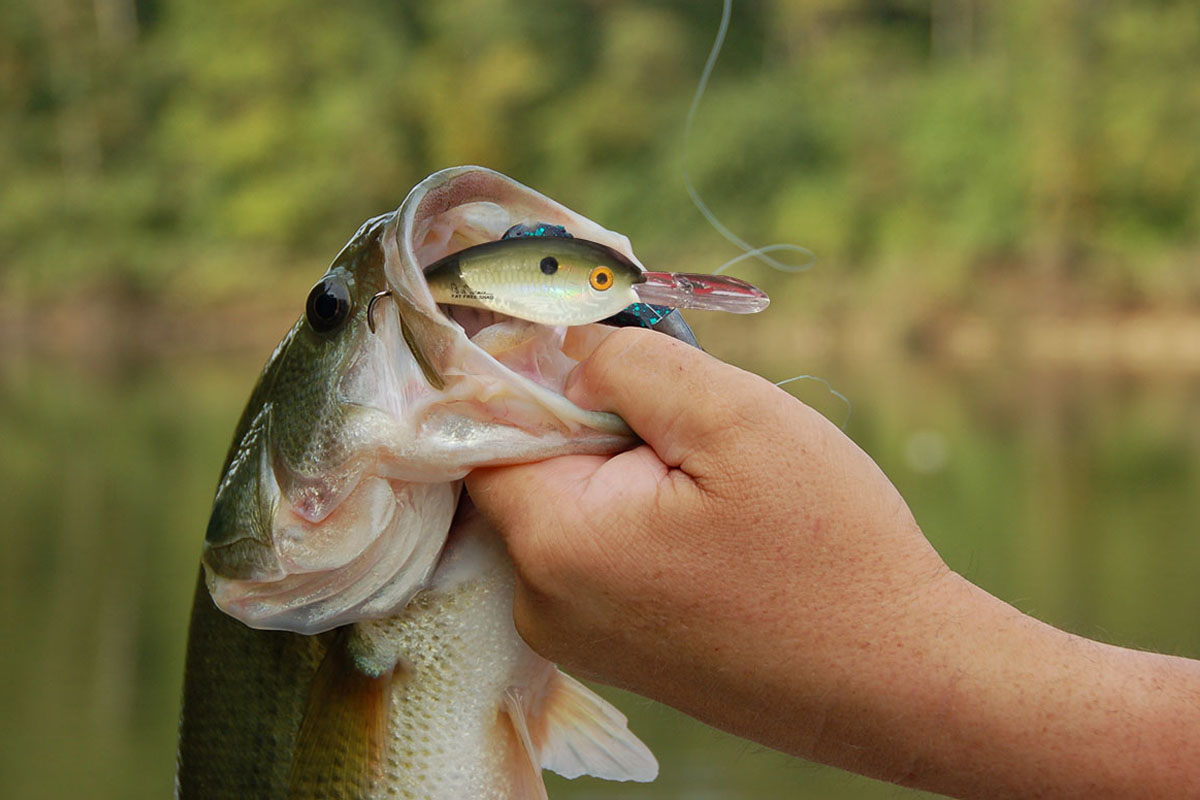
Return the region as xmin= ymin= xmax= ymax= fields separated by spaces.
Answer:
xmin=424 ymin=236 xmax=643 ymax=326
xmin=178 ymin=167 xmax=687 ymax=799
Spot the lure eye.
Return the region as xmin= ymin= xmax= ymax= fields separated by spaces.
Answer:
xmin=540 ymin=256 xmax=558 ymax=275
xmin=305 ymin=276 xmax=352 ymax=333
xmin=589 ymin=265 xmax=615 ymax=291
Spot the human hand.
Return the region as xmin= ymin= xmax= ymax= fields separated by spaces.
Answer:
xmin=466 ymin=327 xmax=951 ymax=759
xmin=468 ymin=327 xmax=1200 ymax=799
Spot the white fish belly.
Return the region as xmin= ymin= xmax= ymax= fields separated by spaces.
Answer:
xmin=362 ymin=544 xmax=549 ymax=800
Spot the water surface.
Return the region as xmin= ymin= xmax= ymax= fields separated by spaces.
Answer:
xmin=2 ymin=344 xmax=1196 ymax=799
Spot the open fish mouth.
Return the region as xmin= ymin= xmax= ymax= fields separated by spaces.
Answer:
xmin=202 ymin=167 xmax=693 ymax=636
xmin=381 ymin=166 xmax=646 ymax=451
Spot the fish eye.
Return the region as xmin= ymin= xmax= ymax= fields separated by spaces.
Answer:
xmin=589 ymin=265 xmax=614 ymax=291
xmin=540 ymin=256 xmax=558 ymax=275
xmin=305 ymin=276 xmax=352 ymax=333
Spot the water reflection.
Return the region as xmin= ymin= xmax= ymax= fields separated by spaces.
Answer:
xmin=1 ymin=350 xmax=1196 ymax=799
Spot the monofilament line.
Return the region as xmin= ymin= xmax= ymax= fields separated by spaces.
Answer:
xmin=684 ymin=0 xmax=815 ymax=275
xmin=775 ymin=375 xmax=853 ymax=430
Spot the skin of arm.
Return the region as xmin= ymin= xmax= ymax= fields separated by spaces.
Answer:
xmin=465 ymin=327 xmax=1200 ymax=799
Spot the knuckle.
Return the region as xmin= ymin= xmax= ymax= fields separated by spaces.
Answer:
xmin=578 ymin=328 xmax=643 ymax=390
xmin=593 ymin=325 xmax=650 ymax=361
xmin=511 ymin=584 xmax=569 ymax=660
xmin=510 ymin=586 xmax=549 ymax=649
xmin=590 ymin=326 xmax=674 ymax=377
xmin=509 ymin=527 xmax=571 ymax=597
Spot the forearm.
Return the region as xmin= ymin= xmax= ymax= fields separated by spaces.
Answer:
xmin=705 ymin=570 xmax=1200 ymax=799
xmin=889 ymin=575 xmax=1200 ymax=799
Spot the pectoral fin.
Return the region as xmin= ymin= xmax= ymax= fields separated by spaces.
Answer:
xmin=499 ymin=690 xmax=551 ymax=800
xmin=287 ymin=629 xmax=397 ymax=799
xmin=506 ymin=669 xmax=658 ymax=785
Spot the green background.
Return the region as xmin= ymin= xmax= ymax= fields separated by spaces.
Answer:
xmin=2 ymin=1 xmax=1198 ymax=798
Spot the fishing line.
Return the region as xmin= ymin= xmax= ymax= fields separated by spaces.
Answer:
xmin=712 ymin=244 xmax=814 ymax=276
xmin=775 ymin=375 xmax=853 ymax=431
xmin=684 ymin=0 xmax=815 ymax=275
xmin=689 ymin=2 xmax=849 ymax=431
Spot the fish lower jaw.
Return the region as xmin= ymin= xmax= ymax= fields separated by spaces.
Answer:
xmin=205 ymin=478 xmax=459 ymax=635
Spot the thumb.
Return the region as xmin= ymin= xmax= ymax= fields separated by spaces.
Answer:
xmin=564 ymin=327 xmax=782 ymax=478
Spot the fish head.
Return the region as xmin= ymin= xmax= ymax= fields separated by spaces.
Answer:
xmin=202 ymin=167 xmax=688 ymax=635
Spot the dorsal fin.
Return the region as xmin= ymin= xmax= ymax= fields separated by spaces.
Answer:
xmin=287 ymin=628 xmax=397 ymax=799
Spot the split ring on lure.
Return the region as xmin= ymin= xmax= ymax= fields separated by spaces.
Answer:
xmin=422 ymin=236 xmax=769 ymax=327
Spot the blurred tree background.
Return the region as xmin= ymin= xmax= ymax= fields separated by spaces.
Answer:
xmin=3 ymin=0 xmax=1198 ymax=341
xmin=2 ymin=3 xmax=1200 ymax=799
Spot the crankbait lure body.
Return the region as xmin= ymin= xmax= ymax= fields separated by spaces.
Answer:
xmin=424 ymin=237 xmax=642 ymax=326
xmin=424 ymin=234 xmax=769 ymax=327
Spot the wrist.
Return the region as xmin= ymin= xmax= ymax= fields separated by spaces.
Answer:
xmin=798 ymin=562 xmax=972 ymax=782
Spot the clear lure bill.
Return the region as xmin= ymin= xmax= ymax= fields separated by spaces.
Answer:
xmin=422 ymin=236 xmax=769 ymax=327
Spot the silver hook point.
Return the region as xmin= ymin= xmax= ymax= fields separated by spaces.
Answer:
xmin=367 ymin=290 xmax=392 ymax=334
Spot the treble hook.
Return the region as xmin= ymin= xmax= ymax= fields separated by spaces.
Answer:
xmin=366 ymin=290 xmax=392 ymax=334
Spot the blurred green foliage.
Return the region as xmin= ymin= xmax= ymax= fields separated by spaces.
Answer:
xmin=3 ymin=5 xmax=1200 ymax=797
xmin=3 ymin=0 xmax=1198 ymax=309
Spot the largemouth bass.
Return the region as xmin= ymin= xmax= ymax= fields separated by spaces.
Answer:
xmin=177 ymin=166 xmax=700 ymax=799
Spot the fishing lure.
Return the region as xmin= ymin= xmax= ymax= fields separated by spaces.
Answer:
xmin=423 ymin=224 xmax=769 ymax=327
xmin=500 ymin=224 xmax=675 ymax=329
